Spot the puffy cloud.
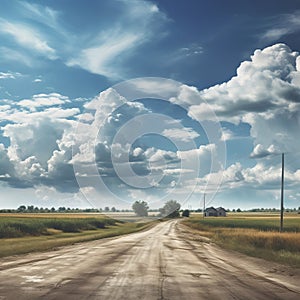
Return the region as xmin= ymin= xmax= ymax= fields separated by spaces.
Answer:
xmin=3 ymin=119 xmax=67 ymax=166
xmin=193 ymin=44 xmax=299 ymax=120
xmin=162 ymin=127 xmax=199 ymax=142
xmin=1 ymin=108 xmax=78 ymax=124
xmin=17 ymin=93 xmax=70 ymax=110
xmin=178 ymin=144 xmax=222 ymax=178
xmin=184 ymin=44 xmax=300 ymax=157
xmin=1 ymin=118 xmax=76 ymax=191
xmin=250 ymin=144 xmax=279 ymax=159
xmin=197 ymin=162 xmax=244 ymax=192
xmin=0 ymin=144 xmax=15 ymax=177
xmin=221 ymin=128 xmax=234 ymax=141
xmin=0 ymin=96 xmax=79 ymax=123
xmin=0 ymin=90 xmax=80 ymax=193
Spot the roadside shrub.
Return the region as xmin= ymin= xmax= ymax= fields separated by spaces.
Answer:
xmin=0 ymin=225 xmax=23 ymax=238
xmin=0 ymin=221 xmax=45 ymax=237
xmin=182 ymin=210 xmax=190 ymax=217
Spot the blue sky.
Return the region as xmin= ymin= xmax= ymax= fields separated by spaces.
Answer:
xmin=1 ymin=0 xmax=300 ymax=210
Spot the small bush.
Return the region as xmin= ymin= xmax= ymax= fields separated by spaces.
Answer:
xmin=182 ymin=210 xmax=190 ymax=217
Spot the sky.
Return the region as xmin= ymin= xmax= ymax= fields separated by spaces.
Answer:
xmin=1 ymin=0 xmax=300 ymax=210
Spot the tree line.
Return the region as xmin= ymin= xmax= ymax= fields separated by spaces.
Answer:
xmin=2 ymin=204 xmax=298 ymax=215
xmin=0 ymin=200 xmax=187 ymax=218
xmin=0 ymin=205 xmax=126 ymax=214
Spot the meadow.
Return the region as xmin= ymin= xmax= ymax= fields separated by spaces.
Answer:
xmin=0 ymin=213 xmax=152 ymax=258
xmin=183 ymin=213 xmax=300 ymax=268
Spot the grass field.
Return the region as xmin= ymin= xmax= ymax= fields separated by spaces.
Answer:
xmin=0 ymin=213 xmax=154 ymax=258
xmin=183 ymin=213 xmax=300 ymax=268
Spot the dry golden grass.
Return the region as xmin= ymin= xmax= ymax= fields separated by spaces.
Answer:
xmin=184 ymin=214 xmax=300 ymax=268
xmin=215 ymin=228 xmax=300 ymax=251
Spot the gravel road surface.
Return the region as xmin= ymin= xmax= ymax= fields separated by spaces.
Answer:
xmin=0 ymin=219 xmax=299 ymax=299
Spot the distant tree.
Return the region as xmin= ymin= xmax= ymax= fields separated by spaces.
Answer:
xmin=182 ymin=209 xmax=190 ymax=217
xmin=51 ymin=207 xmax=56 ymax=212
xmin=132 ymin=201 xmax=149 ymax=217
xmin=236 ymin=208 xmax=242 ymax=212
xmin=160 ymin=200 xmax=181 ymax=218
xmin=17 ymin=205 xmax=26 ymax=213
xmin=58 ymin=207 xmax=66 ymax=212
xmin=104 ymin=206 xmax=110 ymax=212
xmin=27 ymin=205 xmax=34 ymax=212
xmin=111 ymin=207 xmax=116 ymax=212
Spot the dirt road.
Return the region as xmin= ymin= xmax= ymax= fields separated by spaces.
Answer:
xmin=0 ymin=219 xmax=300 ymax=299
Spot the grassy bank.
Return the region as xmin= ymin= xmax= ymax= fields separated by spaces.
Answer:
xmin=183 ymin=214 xmax=300 ymax=268
xmin=0 ymin=216 xmax=117 ymax=238
xmin=0 ymin=214 xmax=153 ymax=258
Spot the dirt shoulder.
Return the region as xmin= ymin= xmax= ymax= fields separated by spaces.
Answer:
xmin=178 ymin=220 xmax=300 ymax=291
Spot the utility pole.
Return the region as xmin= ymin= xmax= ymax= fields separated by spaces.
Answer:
xmin=203 ymin=193 xmax=206 ymax=218
xmin=280 ymin=153 xmax=284 ymax=232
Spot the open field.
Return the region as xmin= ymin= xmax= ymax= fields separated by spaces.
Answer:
xmin=183 ymin=213 xmax=300 ymax=268
xmin=0 ymin=213 xmax=154 ymax=258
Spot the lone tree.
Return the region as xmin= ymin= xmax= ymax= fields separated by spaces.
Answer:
xmin=132 ymin=200 xmax=149 ymax=217
xmin=159 ymin=200 xmax=181 ymax=218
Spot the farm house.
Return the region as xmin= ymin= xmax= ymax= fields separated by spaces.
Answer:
xmin=204 ymin=207 xmax=227 ymax=217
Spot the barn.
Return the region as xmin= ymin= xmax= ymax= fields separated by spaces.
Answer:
xmin=204 ymin=207 xmax=217 ymax=217
xmin=216 ymin=207 xmax=227 ymax=217
xmin=204 ymin=207 xmax=227 ymax=217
